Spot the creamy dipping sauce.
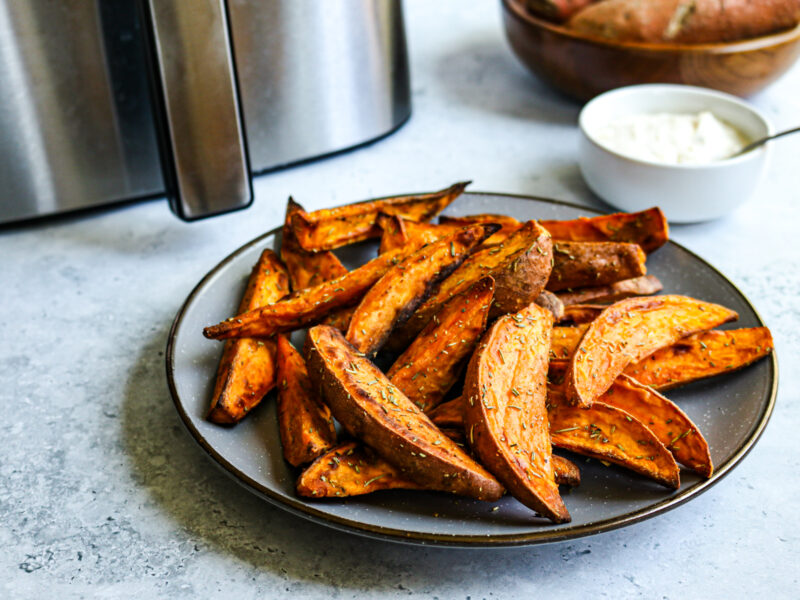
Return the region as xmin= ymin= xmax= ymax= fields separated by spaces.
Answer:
xmin=593 ymin=111 xmax=749 ymax=165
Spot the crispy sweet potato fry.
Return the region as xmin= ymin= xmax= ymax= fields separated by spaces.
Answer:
xmin=290 ymin=182 xmax=469 ymax=252
xmin=463 ymin=303 xmax=570 ymax=523
xmin=297 ymin=440 xmax=581 ymax=497
xmin=207 ymin=249 xmax=290 ymax=424
xmin=387 ymin=277 xmax=494 ymax=411
xmin=624 ymin=327 xmax=774 ymax=390
xmin=427 ymin=397 xmax=465 ymax=429
xmin=439 ymin=213 xmax=523 ymax=246
xmin=547 ymin=397 xmax=681 ymax=488
xmin=306 ymin=325 xmax=504 ymax=501
xmin=377 ymin=214 xmax=463 ymax=254
xmin=540 ymin=207 xmax=669 ymax=253
xmin=276 ymin=336 xmax=337 ymax=466
xmin=390 ymin=220 xmax=553 ymax=350
xmin=557 ymin=275 xmax=663 ymax=306
xmin=566 ymin=295 xmax=739 ymax=407
xmin=598 ymin=375 xmax=712 ymax=477
xmin=558 ymin=304 xmax=605 ymax=325
xmin=281 ymin=198 xmax=348 ymax=291
xmin=297 ymin=441 xmax=421 ymax=498
xmin=203 ymin=245 xmax=419 ymax=340
xmin=547 ymin=241 xmax=647 ymax=292
xmin=550 ymin=324 xmax=589 ymax=360
xmin=346 ymin=225 xmax=490 ymax=356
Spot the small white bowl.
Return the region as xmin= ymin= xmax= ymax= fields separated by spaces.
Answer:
xmin=578 ymin=84 xmax=772 ymax=223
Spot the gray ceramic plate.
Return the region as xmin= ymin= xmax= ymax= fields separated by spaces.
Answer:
xmin=166 ymin=192 xmax=777 ymax=547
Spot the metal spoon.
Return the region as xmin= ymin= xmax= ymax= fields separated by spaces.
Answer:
xmin=732 ymin=125 xmax=800 ymax=157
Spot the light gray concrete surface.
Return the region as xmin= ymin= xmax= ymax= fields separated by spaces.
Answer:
xmin=1 ymin=1 xmax=798 ymax=598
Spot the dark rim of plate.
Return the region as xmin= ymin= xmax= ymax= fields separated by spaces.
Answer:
xmin=165 ymin=191 xmax=779 ymax=548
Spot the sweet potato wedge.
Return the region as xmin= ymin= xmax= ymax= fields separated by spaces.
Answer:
xmin=527 ymin=0 xmax=598 ymax=22
xmin=377 ymin=214 xmax=463 ymax=254
xmin=306 ymin=325 xmax=504 ymax=501
xmin=540 ymin=207 xmax=669 ymax=253
xmin=535 ymin=290 xmax=565 ymax=320
xmin=463 ymin=302 xmax=570 ymax=523
xmin=550 ymin=324 xmax=589 ymax=361
xmin=203 ymin=245 xmax=418 ymax=340
xmin=553 ymin=455 xmax=581 ymax=487
xmin=439 ymin=213 xmax=523 ymax=247
xmin=598 ymin=375 xmax=712 ymax=477
xmin=557 ymin=275 xmax=663 ymax=306
xmin=281 ymin=197 xmax=348 ymax=291
xmin=387 ymin=277 xmax=494 ymax=411
xmin=391 ymin=220 xmax=553 ymax=349
xmin=547 ymin=241 xmax=647 ymax=292
xmin=624 ymin=327 xmax=774 ymax=391
xmin=276 ymin=336 xmax=337 ymax=466
xmin=566 ymin=295 xmax=739 ymax=407
xmin=547 ymin=397 xmax=681 ymax=488
xmin=290 ymin=182 xmax=469 ymax=252
xmin=346 ymin=225 xmax=491 ymax=356
xmin=207 ymin=249 xmax=290 ymax=424
xmin=296 ymin=441 xmax=421 ymax=498
xmin=558 ymin=304 xmax=605 ymax=325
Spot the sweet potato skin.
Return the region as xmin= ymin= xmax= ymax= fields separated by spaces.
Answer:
xmin=207 ymin=249 xmax=289 ymax=424
xmin=297 ymin=441 xmax=421 ymax=498
xmin=527 ymin=0 xmax=598 ymax=22
xmin=599 ymin=375 xmax=712 ymax=477
xmin=387 ymin=277 xmax=494 ymax=411
xmin=281 ymin=198 xmax=348 ymax=291
xmin=569 ymin=0 xmax=800 ymax=44
xmin=276 ymin=336 xmax=337 ymax=466
xmin=290 ymin=182 xmax=469 ymax=251
xmin=558 ymin=304 xmax=605 ymax=325
xmin=624 ymin=327 xmax=774 ymax=390
xmin=438 ymin=214 xmax=522 ymax=247
xmin=346 ymin=225 xmax=489 ymax=356
xmin=306 ymin=325 xmax=504 ymax=501
xmin=203 ymin=245 xmax=415 ymax=340
xmin=393 ymin=220 xmax=553 ymax=350
xmin=540 ymin=207 xmax=669 ymax=253
xmin=566 ymin=295 xmax=739 ymax=407
xmin=557 ymin=275 xmax=663 ymax=306
xmin=535 ymin=290 xmax=565 ymax=320
xmin=377 ymin=214 xmax=463 ymax=254
xmin=547 ymin=241 xmax=647 ymax=292
xmin=464 ymin=303 xmax=570 ymax=523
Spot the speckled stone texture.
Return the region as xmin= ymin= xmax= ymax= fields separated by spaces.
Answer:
xmin=1 ymin=1 xmax=798 ymax=598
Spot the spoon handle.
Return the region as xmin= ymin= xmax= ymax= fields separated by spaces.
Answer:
xmin=737 ymin=125 xmax=800 ymax=156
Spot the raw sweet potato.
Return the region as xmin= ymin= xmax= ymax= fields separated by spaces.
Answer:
xmin=599 ymin=374 xmax=712 ymax=477
xmin=306 ymin=325 xmax=504 ymax=501
xmin=281 ymin=197 xmax=348 ymax=291
xmin=207 ymin=249 xmax=290 ymax=424
xmin=203 ymin=244 xmax=420 ymax=340
xmin=346 ymin=225 xmax=491 ymax=356
xmin=568 ymin=0 xmax=800 ymax=44
xmin=540 ymin=207 xmax=669 ymax=253
xmin=296 ymin=441 xmax=421 ymax=498
xmin=566 ymin=295 xmax=739 ymax=407
xmin=547 ymin=396 xmax=681 ymax=488
xmin=390 ymin=220 xmax=553 ymax=350
xmin=527 ymin=0 xmax=598 ymax=22
xmin=547 ymin=241 xmax=647 ymax=292
xmin=624 ymin=327 xmax=774 ymax=390
xmin=557 ymin=275 xmax=663 ymax=306
xmin=387 ymin=277 xmax=494 ymax=411
xmin=290 ymin=182 xmax=469 ymax=252
xmin=463 ymin=302 xmax=570 ymax=523
xmin=276 ymin=336 xmax=337 ymax=466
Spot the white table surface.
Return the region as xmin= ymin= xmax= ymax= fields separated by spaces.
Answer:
xmin=2 ymin=1 xmax=799 ymax=598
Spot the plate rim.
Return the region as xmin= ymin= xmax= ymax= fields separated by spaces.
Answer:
xmin=165 ymin=191 xmax=778 ymax=548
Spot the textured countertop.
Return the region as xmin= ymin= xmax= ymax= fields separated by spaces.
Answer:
xmin=2 ymin=1 xmax=799 ymax=598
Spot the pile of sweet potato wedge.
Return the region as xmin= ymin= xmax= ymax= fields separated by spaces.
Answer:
xmin=202 ymin=183 xmax=773 ymax=523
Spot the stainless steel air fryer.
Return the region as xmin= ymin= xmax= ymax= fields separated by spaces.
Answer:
xmin=0 ymin=0 xmax=411 ymax=224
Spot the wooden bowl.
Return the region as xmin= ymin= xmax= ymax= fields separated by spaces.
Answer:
xmin=501 ymin=0 xmax=800 ymax=101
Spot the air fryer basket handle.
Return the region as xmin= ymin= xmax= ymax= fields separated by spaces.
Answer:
xmin=144 ymin=0 xmax=252 ymax=220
